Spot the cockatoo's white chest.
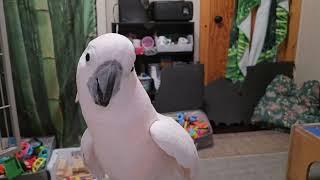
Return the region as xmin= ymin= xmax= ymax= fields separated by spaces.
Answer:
xmin=79 ymin=76 xmax=186 ymax=179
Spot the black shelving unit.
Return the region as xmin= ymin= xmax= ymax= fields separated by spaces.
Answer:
xmin=112 ymin=22 xmax=194 ymax=37
xmin=112 ymin=22 xmax=195 ymax=75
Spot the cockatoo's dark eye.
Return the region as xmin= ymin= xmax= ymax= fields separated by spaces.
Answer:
xmin=131 ymin=67 xmax=134 ymax=72
xmin=85 ymin=53 xmax=90 ymax=62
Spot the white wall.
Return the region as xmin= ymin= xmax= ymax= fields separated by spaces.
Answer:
xmin=97 ymin=0 xmax=200 ymax=61
xmin=96 ymin=0 xmax=107 ymax=35
xmin=105 ymin=0 xmax=119 ymax=33
xmin=294 ymin=0 xmax=320 ymax=85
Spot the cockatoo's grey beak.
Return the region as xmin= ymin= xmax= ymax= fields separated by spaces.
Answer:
xmin=87 ymin=60 xmax=123 ymax=107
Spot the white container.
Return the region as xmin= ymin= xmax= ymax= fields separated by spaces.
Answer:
xmin=155 ymin=35 xmax=193 ymax=52
xmin=47 ymin=148 xmax=81 ymax=180
xmin=47 ymin=148 xmax=110 ymax=180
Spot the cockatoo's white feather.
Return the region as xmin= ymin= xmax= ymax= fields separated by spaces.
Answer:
xmin=150 ymin=114 xmax=199 ymax=178
xmin=80 ymin=129 xmax=105 ymax=179
xmin=77 ymin=33 xmax=199 ymax=180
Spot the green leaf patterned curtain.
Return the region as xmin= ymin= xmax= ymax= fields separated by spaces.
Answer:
xmin=226 ymin=0 xmax=289 ymax=82
xmin=4 ymin=0 xmax=97 ymax=146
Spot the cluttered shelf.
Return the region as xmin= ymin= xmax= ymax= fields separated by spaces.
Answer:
xmin=112 ymin=21 xmax=194 ymax=25
xmin=112 ymin=20 xmax=195 ymax=101
xmin=112 ymin=21 xmax=194 ymax=34
xmin=112 ymin=19 xmax=194 ymax=58
xmin=136 ymin=51 xmax=194 ymax=58
xmin=112 ymin=21 xmax=194 ymax=37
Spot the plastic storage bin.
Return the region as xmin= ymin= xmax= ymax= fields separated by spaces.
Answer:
xmin=47 ymin=148 xmax=80 ymax=180
xmin=155 ymin=35 xmax=193 ymax=52
xmin=0 ymin=137 xmax=55 ymax=180
xmin=47 ymin=148 xmax=104 ymax=180
xmin=163 ymin=110 xmax=213 ymax=150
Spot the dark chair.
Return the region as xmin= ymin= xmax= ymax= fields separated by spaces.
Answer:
xmin=204 ymin=62 xmax=295 ymax=125
xmin=153 ymin=64 xmax=204 ymax=113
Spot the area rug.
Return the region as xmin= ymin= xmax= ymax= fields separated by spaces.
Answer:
xmin=197 ymin=130 xmax=320 ymax=180
xmin=198 ymin=130 xmax=290 ymax=159
xmin=199 ymin=152 xmax=288 ymax=180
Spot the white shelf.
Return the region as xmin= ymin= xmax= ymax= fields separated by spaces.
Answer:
xmin=0 ymin=0 xmax=21 ymax=157
xmin=0 ymin=146 xmax=18 ymax=157
xmin=0 ymin=105 xmax=10 ymax=110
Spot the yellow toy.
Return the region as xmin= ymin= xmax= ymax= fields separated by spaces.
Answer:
xmin=32 ymin=158 xmax=46 ymax=173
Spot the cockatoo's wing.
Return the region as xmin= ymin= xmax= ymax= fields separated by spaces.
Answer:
xmin=80 ymin=129 xmax=105 ymax=179
xmin=150 ymin=114 xmax=199 ymax=178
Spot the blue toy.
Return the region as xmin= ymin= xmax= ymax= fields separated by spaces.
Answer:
xmin=26 ymin=146 xmax=33 ymax=157
xmin=38 ymin=147 xmax=48 ymax=159
xmin=29 ymin=138 xmax=42 ymax=150
xmin=189 ymin=115 xmax=197 ymax=122
xmin=177 ymin=112 xmax=185 ymax=125
xmin=7 ymin=137 xmax=17 ymax=148
xmin=0 ymin=157 xmax=10 ymax=164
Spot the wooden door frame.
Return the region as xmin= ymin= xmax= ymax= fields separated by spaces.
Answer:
xmin=278 ymin=0 xmax=302 ymax=61
xmin=199 ymin=0 xmax=211 ymax=84
xmin=199 ymin=0 xmax=302 ymax=84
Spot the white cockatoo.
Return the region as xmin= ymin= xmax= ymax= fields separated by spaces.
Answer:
xmin=77 ymin=33 xmax=199 ymax=180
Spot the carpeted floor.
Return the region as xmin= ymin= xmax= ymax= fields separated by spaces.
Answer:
xmin=198 ymin=130 xmax=290 ymax=159
xmin=199 ymin=152 xmax=288 ymax=180
xmin=197 ymin=130 xmax=320 ymax=180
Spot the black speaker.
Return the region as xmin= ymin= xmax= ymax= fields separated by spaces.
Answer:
xmin=150 ymin=1 xmax=193 ymax=21
xmin=119 ymin=0 xmax=149 ymax=22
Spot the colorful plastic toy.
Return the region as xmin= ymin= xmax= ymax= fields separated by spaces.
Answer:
xmin=197 ymin=129 xmax=208 ymax=137
xmin=29 ymin=138 xmax=43 ymax=150
xmin=3 ymin=158 xmax=24 ymax=179
xmin=183 ymin=121 xmax=188 ymax=129
xmin=192 ymin=121 xmax=208 ymax=129
xmin=35 ymin=145 xmax=47 ymax=155
xmin=32 ymin=158 xmax=46 ymax=173
xmin=0 ymin=157 xmax=10 ymax=164
xmin=188 ymin=128 xmax=196 ymax=137
xmin=0 ymin=164 xmax=5 ymax=175
xmin=15 ymin=151 xmax=24 ymax=159
xmin=175 ymin=112 xmax=210 ymax=140
xmin=23 ymin=156 xmax=37 ymax=170
xmin=26 ymin=145 xmax=34 ymax=157
xmin=15 ymin=141 xmax=32 ymax=159
xmin=38 ymin=147 xmax=49 ymax=158
xmin=177 ymin=112 xmax=185 ymax=125
xmin=189 ymin=115 xmax=197 ymax=122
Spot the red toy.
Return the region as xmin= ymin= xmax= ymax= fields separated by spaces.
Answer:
xmin=176 ymin=112 xmax=210 ymax=140
xmin=23 ymin=156 xmax=37 ymax=170
xmin=15 ymin=141 xmax=32 ymax=159
xmin=0 ymin=164 xmax=5 ymax=175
